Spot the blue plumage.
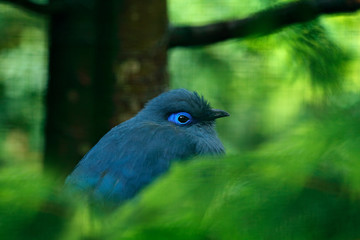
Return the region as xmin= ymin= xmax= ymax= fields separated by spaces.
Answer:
xmin=65 ymin=89 xmax=229 ymax=205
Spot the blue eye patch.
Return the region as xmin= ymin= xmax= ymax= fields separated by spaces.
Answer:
xmin=168 ymin=112 xmax=192 ymax=126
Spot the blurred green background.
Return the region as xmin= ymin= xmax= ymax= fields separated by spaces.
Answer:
xmin=0 ymin=3 xmax=47 ymax=170
xmin=1 ymin=0 xmax=360 ymax=239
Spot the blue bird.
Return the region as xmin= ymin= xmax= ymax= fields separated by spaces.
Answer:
xmin=65 ymin=89 xmax=229 ymax=206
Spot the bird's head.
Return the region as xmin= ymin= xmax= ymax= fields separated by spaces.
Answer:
xmin=137 ymin=88 xmax=229 ymax=132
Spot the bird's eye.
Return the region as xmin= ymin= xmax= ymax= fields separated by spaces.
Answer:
xmin=168 ymin=112 xmax=192 ymax=126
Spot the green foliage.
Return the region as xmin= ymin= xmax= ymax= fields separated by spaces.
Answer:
xmin=104 ymin=99 xmax=360 ymax=240
xmin=0 ymin=167 xmax=69 ymax=240
xmin=0 ymin=4 xmax=47 ymax=166
xmin=169 ymin=1 xmax=358 ymax=153
xmin=280 ymin=22 xmax=351 ymax=90
xmin=2 ymin=99 xmax=360 ymax=239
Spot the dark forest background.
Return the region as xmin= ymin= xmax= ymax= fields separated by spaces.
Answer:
xmin=1 ymin=0 xmax=360 ymax=239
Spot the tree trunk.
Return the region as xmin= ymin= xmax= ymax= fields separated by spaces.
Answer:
xmin=44 ymin=0 xmax=169 ymax=176
xmin=44 ymin=0 xmax=97 ymax=175
xmin=114 ymin=0 xmax=168 ymax=123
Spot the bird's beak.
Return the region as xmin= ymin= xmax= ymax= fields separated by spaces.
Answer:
xmin=211 ymin=109 xmax=230 ymax=119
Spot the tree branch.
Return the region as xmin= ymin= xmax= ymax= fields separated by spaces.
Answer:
xmin=0 ymin=0 xmax=66 ymax=15
xmin=169 ymin=0 xmax=360 ymax=48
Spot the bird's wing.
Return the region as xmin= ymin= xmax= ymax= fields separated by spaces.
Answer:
xmin=65 ymin=122 xmax=196 ymax=204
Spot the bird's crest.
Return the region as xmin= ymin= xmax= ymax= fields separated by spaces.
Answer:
xmin=142 ymin=89 xmax=212 ymax=120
